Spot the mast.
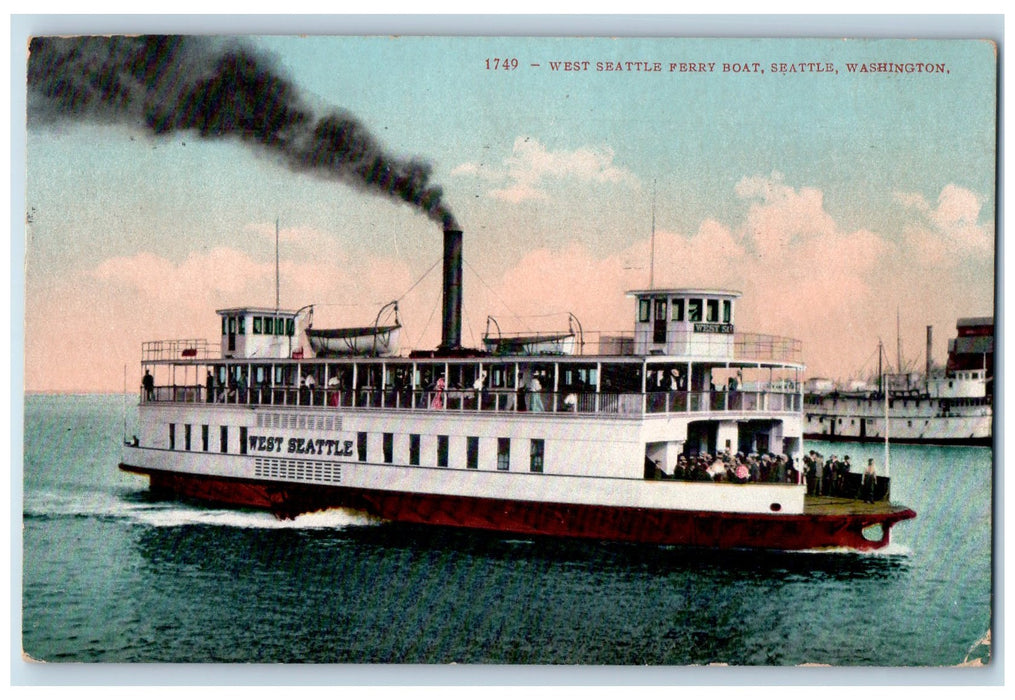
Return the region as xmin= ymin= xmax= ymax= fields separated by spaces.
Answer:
xmin=877 ymin=339 xmax=883 ymax=395
xmin=275 ymin=218 xmax=280 ymax=312
xmin=649 ymin=180 xmax=656 ymax=290
xmin=883 ymin=341 xmax=890 ymax=480
xmin=896 ymin=307 xmax=902 ymax=375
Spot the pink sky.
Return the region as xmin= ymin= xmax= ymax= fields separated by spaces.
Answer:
xmin=23 ymin=172 xmax=993 ymax=393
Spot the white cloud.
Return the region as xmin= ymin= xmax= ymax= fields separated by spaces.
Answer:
xmin=896 ymin=184 xmax=994 ymax=264
xmin=453 ymin=136 xmax=639 ymax=203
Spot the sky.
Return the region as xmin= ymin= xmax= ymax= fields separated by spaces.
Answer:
xmin=20 ymin=30 xmax=997 ymax=392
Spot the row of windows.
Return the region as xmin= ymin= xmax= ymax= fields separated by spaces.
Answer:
xmin=166 ymin=423 xmax=545 ymax=473
xmin=221 ymin=316 xmax=296 ymax=337
xmin=168 ymin=423 xmax=232 ymax=453
xmin=376 ymin=432 xmax=543 ymax=472
xmin=638 ymin=298 xmax=732 ymax=324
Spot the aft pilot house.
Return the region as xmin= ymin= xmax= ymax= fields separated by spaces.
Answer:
xmin=217 ymin=307 xmax=306 ymax=360
xmin=629 ymin=289 xmax=738 ymax=358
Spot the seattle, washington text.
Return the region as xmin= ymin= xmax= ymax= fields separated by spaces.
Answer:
xmin=484 ymin=58 xmax=950 ymax=75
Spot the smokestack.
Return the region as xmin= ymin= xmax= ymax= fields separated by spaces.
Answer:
xmin=926 ymin=325 xmax=933 ymax=378
xmin=440 ymin=227 xmax=464 ymax=352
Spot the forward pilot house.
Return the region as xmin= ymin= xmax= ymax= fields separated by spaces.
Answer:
xmin=121 ymin=226 xmax=915 ymax=550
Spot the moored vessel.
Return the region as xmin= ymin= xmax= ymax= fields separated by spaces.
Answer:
xmin=804 ymin=319 xmax=993 ymax=446
xmin=120 ymin=226 xmax=915 ymax=550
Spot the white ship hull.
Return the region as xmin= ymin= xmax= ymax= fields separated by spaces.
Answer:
xmin=804 ymin=394 xmax=992 ymax=445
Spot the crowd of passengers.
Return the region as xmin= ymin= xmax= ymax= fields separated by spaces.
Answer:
xmin=647 ymin=450 xmax=799 ymax=484
xmin=646 ymin=449 xmax=872 ymax=498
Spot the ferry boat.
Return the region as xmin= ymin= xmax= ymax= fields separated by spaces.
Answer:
xmin=804 ymin=319 xmax=993 ymax=446
xmin=119 ymin=227 xmax=916 ymax=550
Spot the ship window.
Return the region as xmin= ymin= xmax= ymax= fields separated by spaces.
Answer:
xmin=639 ymin=299 xmax=650 ymax=322
xmin=263 ymin=317 xmax=273 ymax=335
xmin=688 ymin=299 xmax=703 ymax=322
xmin=410 ymin=434 xmax=421 ymax=466
xmin=239 ymin=426 xmax=247 ymax=455
xmin=221 ymin=317 xmax=227 ymax=335
xmin=220 ymin=426 xmax=228 ymax=453
xmin=467 ymin=436 xmax=479 ymax=469
xmin=185 ymin=424 xmax=192 ymax=451
xmin=723 ymin=300 xmax=731 ymax=324
xmin=497 ymin=438 xmax=510 ymax=471
xmin=238 ymin=317 xmax=245 ymax=335
xmin=530 ymin=439 xmax=544 ymax=473
xmin=229 ymin=317 xmax=236 ymax=334
xmin=654 ymin=299 xmax=667 ymax=321
xmin=437 ymin=435 xmax=449 ymax=467
xmin=253 ymin=317 xmax=262 ymax=334
xmin=202 ymin=425 xmax=209 ymax=452
xmin=358 ymin=432 xmax=367 ymax=462
xmin=706 ymin=299 xmax=719 ymax=322
xmin=383 ymin=433 xmax=393 ymax=463
xmin=169 ymin=423 xmax=175 ymax=450
xmin=286 ymin=319 xmax=295 ymax=337
xmin=672 ymin=299 xmax=684 ymax=322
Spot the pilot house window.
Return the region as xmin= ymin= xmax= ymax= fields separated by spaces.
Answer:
xmin=638 ymin=299 xmax=651 ymax=323
xmin=706 ymin=299 xmax=719 ymax=323
xmin=688 ymin=299 xmax=703 ymax=322
xmin=672 ymin=299 xmax=684 ymax=322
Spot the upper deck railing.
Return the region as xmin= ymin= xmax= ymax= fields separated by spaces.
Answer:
xmin=142 ymin=339 xmax=218 ymax=363
xmin=142 ymin=385 xmax=801 ymax=417
xmin=140 ymin=329 xmax=801 ymax=364
xmin=732 ymin=333 xmax=803 ymax=363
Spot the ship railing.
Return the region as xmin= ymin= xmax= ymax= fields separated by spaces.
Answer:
xmin=643 ymin=390 xmax=800 ymax=414
xmin=630 ymin=330 xmax=803 ymax=363
xmin=143 ymin=384 xmax=800 ymax=415
xmin=142 ymin=339 xmax=218 ymax=363
xmin=733 ymin=333 xmax=803 ymax=363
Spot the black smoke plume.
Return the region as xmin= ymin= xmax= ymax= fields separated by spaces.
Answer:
xmin=27 ymin=35 xmax=457 ymax=229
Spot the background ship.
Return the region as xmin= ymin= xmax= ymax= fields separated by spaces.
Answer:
xmin=803 ymin=317 xmax=993 ymax=446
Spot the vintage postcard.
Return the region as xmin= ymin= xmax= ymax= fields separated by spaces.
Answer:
xmin=20 ymin=26 xmax=996 ymax=675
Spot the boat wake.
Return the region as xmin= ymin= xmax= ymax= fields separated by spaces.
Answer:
xmin=124 ymin=503 xmax=382 ymax=530
xmin=793 ymin=541 xmax=913 ymax=557
xmin=24 ymin=487 xmax=383 ymax=531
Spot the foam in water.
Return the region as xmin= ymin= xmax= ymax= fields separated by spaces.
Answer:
xmin=125 ymin=502 xmax=384 ymax=530
xmin=793 ymin=541 xmax=913 ymax=556
xmin=26 ymin=486 xmax=383 ymax=531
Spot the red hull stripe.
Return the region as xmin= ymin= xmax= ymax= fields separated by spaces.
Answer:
xmin=119 ymin=463 xmax=915 ymax=551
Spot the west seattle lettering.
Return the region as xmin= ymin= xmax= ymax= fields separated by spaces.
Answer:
xmin=694 ymin=322 xmax=735 ymax=334
xmin=248 ymin=434 xmax=354 ymax=457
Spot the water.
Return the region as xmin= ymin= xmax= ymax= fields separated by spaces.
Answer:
xmin=20 ymin=394 xmax=993 ymax=668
